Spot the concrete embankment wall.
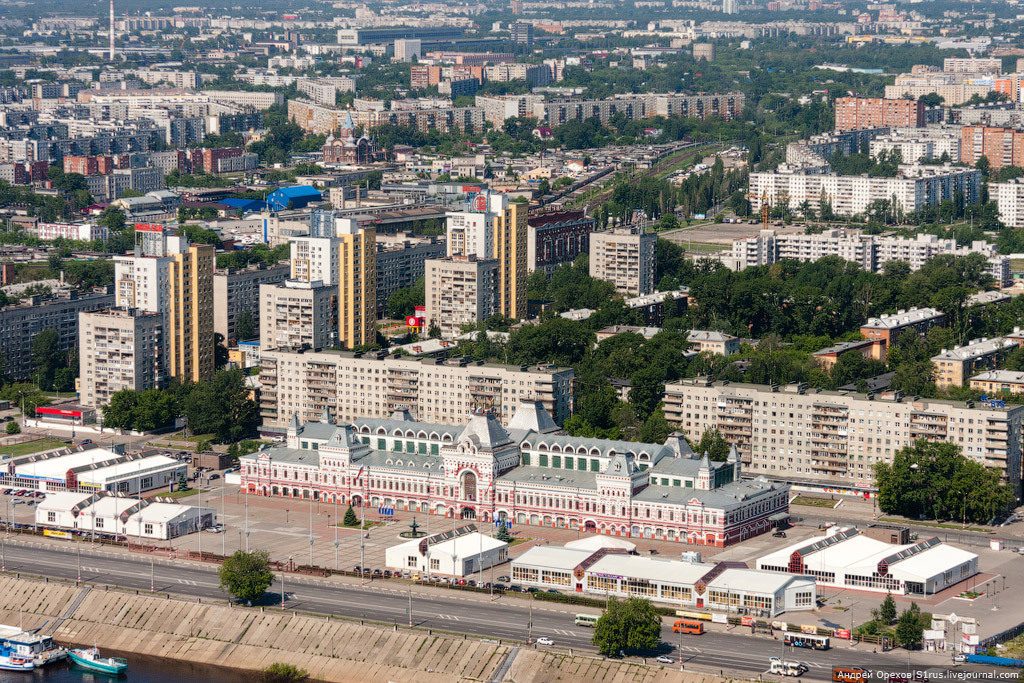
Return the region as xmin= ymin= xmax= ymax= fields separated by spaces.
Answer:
xmin=0 ymin=576 xmax=731 ymax=683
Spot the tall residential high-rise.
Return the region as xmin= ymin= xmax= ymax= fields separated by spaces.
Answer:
xmin=425 ymin=256 xmax=500 ymax=339
xmin=446 ymin=192 xmax=527 ymax=319
xmin=338 ymin=217 xmax=377 ymax=348
xmin=304 ymin=210 xmax=377 ymax=350
xmin=79 ymin=308 xmax=164 ymax=406
xmin=114 ymin=224 xmax=214 ymax=383
xmin=589 ymin=227 xmax=657 ymax=296
xmin=722 ymin=0 xmax=737 ymax=13
xmin=169 ymin=241 xmax=215 ymax=382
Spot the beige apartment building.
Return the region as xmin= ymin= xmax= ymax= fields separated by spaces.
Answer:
xmin=78 ymin=308 xmax=164 ymax=406
xmin=686 ymin=330 xmax=740 ymax=356
xmin=970 ymin=370 xmax=1024 ymax=395
xmin=663 ymin=378 xmax=1022 ymax=495
xmin=260 ymin=281 xmax=338 ymax=351
xmin=424 ymin=256 xmax=499 ymax=339
xmin=445 ymin=193 xmax=527 ymax=320
xmin=931 ymin=337 xmax=1018 ymax=388
xmin=589 ymin=227 xmax=657 ymax=296
xmin=259 ymin=348 xmax=573 ymax=430
xmin=213 ymin=261 xmax=289 ymax=344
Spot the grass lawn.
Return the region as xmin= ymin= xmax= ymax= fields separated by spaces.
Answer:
xmin=0 ymin=438 xmax=69 ymax=458
xmin=154 ymin=487 xmax=207 ymax=500
xmin=878 ymin=516 xmax=991 ymax=533
xmin=792 ymin=496 xmax=835 ymax=508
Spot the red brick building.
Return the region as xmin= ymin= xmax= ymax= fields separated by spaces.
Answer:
xmin=960 ymin=126 xmax=1024 ymax=171
xmin=834 ymin=97 xmax=924 ymax=131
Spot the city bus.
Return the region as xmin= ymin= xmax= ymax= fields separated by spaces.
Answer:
xmin=672 ymin=619 xmax=705 ymax=635
xmin=785 ymin=633 xmax=830 ymax=650
xmin=574 ymin=614 xmax=599 ymax=627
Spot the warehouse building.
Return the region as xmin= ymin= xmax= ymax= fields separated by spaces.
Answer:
xmin=35 ymin=491 xmax=214 ymax=541
xmin=511 ymin=545 xmax=816 ymax=616
xmin=3 ymin=446 xmax=185 ymax=496
xmin=755 ymin=527 xmax=978 ymax=596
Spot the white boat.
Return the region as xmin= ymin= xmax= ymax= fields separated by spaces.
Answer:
xmin=0 ymin=645 xmax=33 ymax=671
xmin=0 ymin=625 xmax=66 ymax=666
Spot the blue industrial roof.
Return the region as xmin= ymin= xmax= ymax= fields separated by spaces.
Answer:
xmin=221 ymin=198 xmax=267 ymax=211
xmin=270 ymin=186 xmax=321 ymax=199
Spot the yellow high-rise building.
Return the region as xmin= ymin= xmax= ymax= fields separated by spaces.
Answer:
xmin=169 ymin=243 xmax=215 ymax=382
xmin=494 ymin=199 xmax=527 ymax=319
xmin=337 ymin=219 xmax=376 ymax=349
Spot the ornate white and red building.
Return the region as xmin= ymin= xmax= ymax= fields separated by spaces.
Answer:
xmin=240 ymin=401 xmax=789 ymax=547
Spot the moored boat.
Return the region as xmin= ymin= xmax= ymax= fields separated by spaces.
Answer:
xmin=0 ymin=645 xmax=34 ymax=672
xmin=0 ymin=625 xmax=67 ymax=666
xmin=68 ymin=647 xmax=128 ymax=675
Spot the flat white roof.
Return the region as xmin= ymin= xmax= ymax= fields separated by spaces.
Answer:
xmin=564 ymin=536 xmax=636 ymax=552
xmin=14 ymin=449 xmax=121 ymax=481
xmin=886 ymin=545 xmax=976 ymax=582
xmin=587 ymin=555 xmax=714 ymax=586
xmin=137 ymin=502 xmax=200 ymax=524
xmin=512 ymin=546 xmax=594 ymax=571
xmin=76 ymin=454 xmax=180 ymax=484
xmin=710 ymin=568 xmax=812 ymax=594
xmin=36 ymin=491 xmax=91 ymax=511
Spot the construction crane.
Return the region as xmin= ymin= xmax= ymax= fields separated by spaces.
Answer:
xmin=745 ymin=191 xmax=789 ymax=230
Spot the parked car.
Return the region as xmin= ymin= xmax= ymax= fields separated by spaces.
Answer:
xmin=952 ymin=654 xmax=968 ymax=663
xmin=493 ymin=584 xmax=506 ymax=591
xmin=508 ymin=585 xmax=524 ymax=593
xmin=204 ymin=524 xmax=225 ymax=533
xmin=498 ymin=575 xmax=510 ymax=582
xmin=773 ymin=531 xmax=787 ymax=538
xmin=383 ymin=570 xmax=392 ymax=578
xmin=536 ymin=637 xmax=554 ymax=646
xmin=656 ymin=656 xmax=674 ymax=664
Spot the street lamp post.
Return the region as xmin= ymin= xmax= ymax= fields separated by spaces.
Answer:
xmin=309 ymin=495 xmax=314 ymax=568
xmin=221 ymin=482 xmax=226 ymax=557
xmin=77 ymin=546 xmax=81 ymax=585
xmin=244 ymin=491 xmax=250 ymax=552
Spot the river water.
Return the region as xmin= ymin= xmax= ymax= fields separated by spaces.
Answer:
xmin=0 ymin=652 xmax=265 ymax=683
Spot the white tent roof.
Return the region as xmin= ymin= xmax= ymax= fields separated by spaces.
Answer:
xmin=564 ymin=536 xmax=637 ymax=552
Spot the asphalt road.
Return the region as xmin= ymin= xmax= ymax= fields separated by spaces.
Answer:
xmin=0 ymin=540 xmax=1003 ymax=681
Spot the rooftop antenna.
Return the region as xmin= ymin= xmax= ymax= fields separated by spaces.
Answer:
xmin=109 ymin=0 xmax=115 ymax=62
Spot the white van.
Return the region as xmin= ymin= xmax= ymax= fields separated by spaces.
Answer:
xmin=770 ymin=660 xmax=804 ymax=677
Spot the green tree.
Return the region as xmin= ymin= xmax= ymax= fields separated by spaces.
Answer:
xmin=427 ymin=319 xmax=442 ymax=339
xmin=694 ymin=428 xmax=731 ymax=462
xmin=236 ymin=309 xmax=257 ymax=341
xmin=495 ymin=524 xmax=513 ymax=542
xmin=591 ymin=597 xmax=662 ymax=657
xmin=880 ymin=593 xmax=897 ymax=624
xmin=386 ymin=277 xmax=425 ymax=319
xmin=31 ymin=328 xmax=63 ymax=392
xmin=895 ymin=603 xmax=924 ymax=649
xmin=264 ymin=663 xmax=308 ymax=682
xmin=5 ymin=421 xmax=19 ymax=435
xmin=183 ymin=369 xmax=260 ymax=443
xmin=218 ymin=549 xmax=276 ymax=604
xmin=214 ymin=332 xmax=229 ymax=370
xmin=343 ymin=505 xmax=359 ymax=527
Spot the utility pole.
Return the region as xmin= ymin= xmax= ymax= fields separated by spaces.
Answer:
xmin=408 ymin=586 xmax=413 ymax=627
xmin=334 ymin=493 xmax=339 ymax=571
xmin=528 ymin=601 xmax=533 ymax=645
xmin=244 ymin=490 xmax=249 ymax=552
xmin=309 ymin=495 xmax=314 ymax=568
xmin=77 ymin=546 xmax=81 ymax=586
xmin=198 ymin=478 xmax=202 ymax=558
xmin=221 ymin=481 xmax=226 ymax=557
xmin=151 ymin=556 xmax=155 ymax=593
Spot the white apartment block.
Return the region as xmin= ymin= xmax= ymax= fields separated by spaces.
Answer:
xmin=589 ymin=227 xmax=657 ymax=296
xmin=785 ymin=128 xmax=887 ymax=169
xmin=78 ymin=308 xmax=164 ymax=406
xmin=869 ymin=134 xmax=961 ymax=164
xmin=712 ymin=229 xmax=1009 ymax=286
xmin=447 ymin=210 xmax=493 ymax=258
xmin=663 ymin=378 xmax=1023 ymax=496
xmin=748 ymin=164 xmax=982 ymax=217
xmin=258 ymin=348 xmax=574 ymax=429
xmin=394 ymin=39 xmax=422 ymax=62
xmin=202 ymin=90 xmax=283 ymax=110
xmin=992 ymin=178 xmax=1024 ymax=228
xmin=260 ymin=281 xmax=339 ymax=351
xmin=424 ymin=256 xmax=499 ymax=340
xmin=943 ymin=57 xmax=1001 ymax=74
xmin=474 ymin=94 xmax=545 ymax=125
